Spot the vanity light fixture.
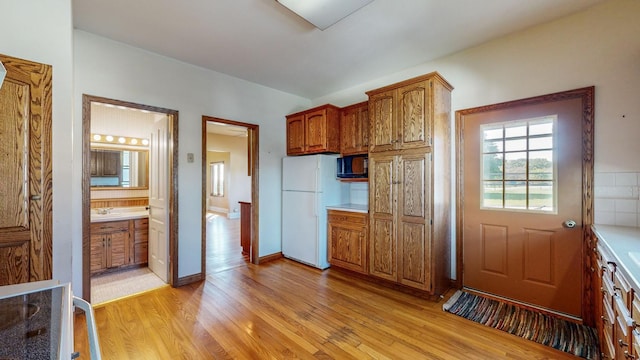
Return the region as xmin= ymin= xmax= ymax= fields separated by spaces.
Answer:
xmin=276 ymin=0 xmax=374 ymax=30
xmin=90 ymin=133 xmax=149 ymax=148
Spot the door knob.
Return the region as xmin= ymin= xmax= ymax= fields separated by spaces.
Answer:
xmin=564 ymin=219 xmax=577 ymax=228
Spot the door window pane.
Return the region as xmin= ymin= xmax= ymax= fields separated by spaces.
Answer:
xmin=480 ymin=116 xmax=557 ymax=212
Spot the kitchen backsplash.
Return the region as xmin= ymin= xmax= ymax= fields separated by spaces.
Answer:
xmin=594 ymin=172 xmax=640 ymax=227
xmin=349 ymin=182 xmax=368 ymax=206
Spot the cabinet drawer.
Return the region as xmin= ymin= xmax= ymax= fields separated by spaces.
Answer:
xmin=603 ymin=297 xmax=615 ymax=341
xmin=134 ymin=218 xmax=148 ymax=229
xmin=328 ymin=210 xmax=367 ymax=225
xmin=598 ymin=245 xmax=616 ymax=279
xmin=91 ymin=220 xmax=130 ymax=234
xmin=603 ymin=274 xmax=616 ymax=304
xmin=614 ymin=270 xmax=632 ymax=307
xmin=602 ymin=329 xmax=616 ymax=360
xmin=633 ymin=292 xmax=640 ymax=329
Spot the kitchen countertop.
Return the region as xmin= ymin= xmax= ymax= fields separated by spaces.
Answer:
xmin=90 ymin=207 xmax=149 ymax=223
xmin=326 ymin=204 xmax=369 ymax=213
xmin=592 ymin=224 xmax=640 ymax=290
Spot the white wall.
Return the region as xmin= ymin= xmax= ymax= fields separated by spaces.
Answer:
xmin=313 ymin=0 xmax=640 ymax=277
xmin=207 ymin=133 xmax=252 ymax=216
xmin=0 ymin=1 xmax=75 ymax=285
xmin=74 ymin=30 xmax=311 ymax=287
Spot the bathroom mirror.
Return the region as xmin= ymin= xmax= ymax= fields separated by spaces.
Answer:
xmin=90 ymin=148 xmax=149 ymax=189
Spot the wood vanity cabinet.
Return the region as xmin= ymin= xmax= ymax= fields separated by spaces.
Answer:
xmin=132 ymin=218 xmax=149 ymax=265
xmin=90 ymin=220 xmax=130 ymax=274
xmin=328 ymin=210 xmax=368 ymax=274
xmin=91 ymin=217 xmax=149 ymax=274
xmin=340 ymin=101 xmax=369 ymax=155
xmin=366 ymin=72 xmax=452 ymax=296
xmin=286 ymin=104 xmax=340 ymax=155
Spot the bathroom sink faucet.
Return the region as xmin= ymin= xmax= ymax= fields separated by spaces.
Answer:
xmin=96 ymin=207 xmax=113 ymax=215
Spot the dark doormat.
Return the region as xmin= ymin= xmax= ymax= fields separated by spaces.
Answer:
xmin=443 ymin=291 xmax=599 ymax=359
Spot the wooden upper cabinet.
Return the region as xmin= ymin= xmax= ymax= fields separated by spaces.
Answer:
xmin=340 ymin=101 xmax=369 ymax=155
xmin=286 ymin=114 xmax=305 ymax=155
xmin=286 ymin=104 xmax=340 ymax=156
xmin=367 ymin=72 xmax=452 ymax=153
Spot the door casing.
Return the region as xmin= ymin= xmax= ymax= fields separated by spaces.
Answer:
xmin=201 ymin=116 xmax=260 ymax=273
xmin=81 ymin=94 xmax=179 ymax=302
xmin=455 ymin=86 xmax=594 ymax=323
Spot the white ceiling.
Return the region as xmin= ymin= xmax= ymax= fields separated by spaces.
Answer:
xmin=72 ymin=0 xmax=604 ymax=100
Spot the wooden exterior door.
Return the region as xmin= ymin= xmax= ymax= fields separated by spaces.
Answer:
xmin=0 ymin=54 xmax=52 ymax=286
xmin=459 ymin=89 xmax=593 ymax=318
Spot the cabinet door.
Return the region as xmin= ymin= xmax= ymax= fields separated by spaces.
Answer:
xmin=328 ymin=211 xmax=368 ymax=274
xmin=369 ymin=90 xmax=396 ymax=153
xmin=0 ymin=242 xmax=29 ymax=285
xmin=100 ymin=150 xmax=121 ymax=176
xmin=305 ymin=109 xmax=328 ymax=153
xmin=107 ymin=231 xmax=129 ymax=268
xmin=90 ymin=233 xmax=106 ymax=273
xmin=397 ymin=152 xmax=431 ymax=290
xmin=397 ymin=80 xmax=431 ymax=150
xmin=369 ymin=154 xmax=397 ymax=281
xmin=286 ymin=114 xmax=305 ymax=155
xmin=134 ymin=243 xmax=148 ymax=265
xmin=340 ymin=103 xmax=369 ymax=155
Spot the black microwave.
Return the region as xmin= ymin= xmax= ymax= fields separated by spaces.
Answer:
xmin=337 ymin=154 xmax=368 ymax=179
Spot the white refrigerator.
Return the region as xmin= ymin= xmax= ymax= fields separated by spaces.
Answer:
xmin=282 ymin=154 xmax=347 ymax=269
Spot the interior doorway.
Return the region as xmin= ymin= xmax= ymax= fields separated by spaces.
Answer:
xmin=82 ymin=95 xmax=179 ymax=302
xmin=201 ymin=116 xmax=259 ymax=276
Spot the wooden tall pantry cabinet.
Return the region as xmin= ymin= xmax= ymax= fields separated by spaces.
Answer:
xmin=366 ymin=72 xmax=453 ymax=296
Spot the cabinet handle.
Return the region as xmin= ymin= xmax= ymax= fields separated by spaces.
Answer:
xmin=625 ymin=351 xmax=635 ymax=359
xmin=601 ymin=352 xmax=609 ymax=359
xmin=619 ymin=338 xmax=629 ymax=348
xmin=591 ymin=267 xmax=595 ymax=272
xmin=102 ymin=238 xmax=106 ymax=248
xmin=601 ymin=315 xmax=609 ymax=325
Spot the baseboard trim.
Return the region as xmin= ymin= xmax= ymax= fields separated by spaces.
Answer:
xmin=258 ymin=252 xmax=283 ymax=264
xmin=175 ymin=273 xmax=204 ymax=287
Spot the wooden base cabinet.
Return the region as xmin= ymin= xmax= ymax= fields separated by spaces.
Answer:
xmin=91 ymin=218 xmax=149 ymax=275
xmin=90 ymin=220 xmax=130 ymax=274
xmin=328 ymin=210 xmax=368 ymax=274
xmin=595 ymin=242 xmax=638 ymax=360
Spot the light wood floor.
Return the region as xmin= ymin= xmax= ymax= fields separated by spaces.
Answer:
xmin=75 ymin=257 xmax=581 ymax=359
xmin=205 ymin=212 xmax=249 ymax=274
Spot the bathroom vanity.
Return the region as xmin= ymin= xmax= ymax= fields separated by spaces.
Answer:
xmin=90 ymin=207 xmax=149 ymax=275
